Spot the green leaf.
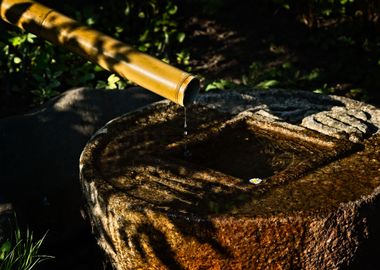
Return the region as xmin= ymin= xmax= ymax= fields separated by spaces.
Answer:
xmin=340 ymin=0 xmax=353 ymax=4
xmin=138 ymin=44 xmax=149 ymax=52
xmin=164 ymin=32 xmax=170 ymax=44
xmin=281 ymin=62 xmax=292 ymax=69
xmin=116 ymin=79 xmax=127 ymax=89
xmin=94 ymin=65 xmax=103 ymax=72
xmin=10 ymin=36 xmax=23 ymax=47
xmin=107 ymin=74 xmax=120 ymax=85
xmin=255 ymin=80 xmax=279 ymax=89
xmin=96 ymin=80 xmax=107 ymax=89
xmin=322 ymin=8 xmax=332 ymax=16
xmin=86 ymin=17 xmax=96 ymax=26
xmin=26 ymin=33 xmax=36 ymax=43
xmin=13 ymin=57 xmax=22 ymax=64
xmin=177 ymin=32 xmax=186 ymax=43
xmin=0 ymin=241 xmax=11 ymax=260
xmin=167 ymin=4 xmax=178 ymax=15
xmin=138 ymin=11 xmax=145 ymax=19
xmin=304 ymin=68 xmax=321 ymax=81
xmin=349 ymin=88 xmax=365 ymax=96
xmin=161 ymin=57 xmax=170 ymax=64
xmin=124 ymin=3 xmax=131 ymax=16
xmin=139 ymin=29 xmax=149 ymax=42
xmin=205 ymin=79 xmax=235 ymax=91
xmin=115 ymin=26 xmax=123 ymax=33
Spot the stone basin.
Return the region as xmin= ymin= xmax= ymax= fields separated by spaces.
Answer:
xmin=80 ymin=89 xmax=380 ymax=269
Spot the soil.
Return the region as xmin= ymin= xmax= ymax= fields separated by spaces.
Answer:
xmin=180 ymin=1 xmax=380 ymax=105
xmin=182 ymin=2 xmax=299 ymax=80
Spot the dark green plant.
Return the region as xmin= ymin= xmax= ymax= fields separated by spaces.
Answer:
xmin=241 ymin=60 xmax=325 ymax=90
xmin=205 ymin=79 xmax=238 ymax=91
xmin=0 ymin=0 xmax=190 ymax=105
xmin=0 ymin=27 xmax=97 ymax=104
xmin=96 ymin=74 xmax=128 ymax=90
xmin=0 ymin=223 xmax=53 ymax=270
xmin=271 ymin=0 xmax=379 ymax=26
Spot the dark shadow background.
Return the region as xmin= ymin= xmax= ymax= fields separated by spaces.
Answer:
xmin=0 ymin=87 xmax=161 ymax=270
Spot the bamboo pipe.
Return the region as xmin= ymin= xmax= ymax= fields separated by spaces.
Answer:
xmin=0 ymin=0 xmax=200 ymax=106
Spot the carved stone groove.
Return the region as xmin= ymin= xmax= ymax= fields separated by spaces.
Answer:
xmin=80 ymin=89 xmax=380 ymax=269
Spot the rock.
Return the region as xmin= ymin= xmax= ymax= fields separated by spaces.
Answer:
xmin=0 ymin=87 xmax=161 ymax=233
xmin=0 ymin=202 xmax=13 ymax=244
xmin=80 ymin=89 xmax=380 ymax=269
xmin=195 ymin=89 xmax=380 ymax=142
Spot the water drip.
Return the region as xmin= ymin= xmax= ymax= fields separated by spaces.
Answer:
xmin=183 ymin=107 xmax=191 ymax=157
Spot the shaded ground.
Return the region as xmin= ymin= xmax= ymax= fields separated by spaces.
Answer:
xmin=181 ymin=1 xmax=380 ymax=105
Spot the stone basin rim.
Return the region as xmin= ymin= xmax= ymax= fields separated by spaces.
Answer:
xmin=79 ymin=90 xmax=380 ymax=270
xmin=79 ymin=97 xmax=380 ymax=221
xmin=80 ymin=141 xmax=380 ymax=221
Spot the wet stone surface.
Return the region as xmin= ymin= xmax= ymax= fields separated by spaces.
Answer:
xmin=80 ymin=89 xmax=380 ymax=270
xmin=96 ymin=104 xmax=358 ymax=217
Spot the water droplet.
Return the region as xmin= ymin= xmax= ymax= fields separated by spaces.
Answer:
xmin=184 ymin=107 xmax=187 ymax=129
xmin=183 ymin=107 xmax=191 ymax=157
xmin=249 ymin=178 xmax=263 ymax=185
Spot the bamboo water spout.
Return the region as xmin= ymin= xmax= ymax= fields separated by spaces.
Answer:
xmin=0 ymin=0 xmax=199 ymax=106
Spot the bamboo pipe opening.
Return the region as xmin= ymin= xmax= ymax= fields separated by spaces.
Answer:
xmin=183 ymin=78 xmax=200 ymax=107
xmin=180 ymin=76 xmax=200 ymax=107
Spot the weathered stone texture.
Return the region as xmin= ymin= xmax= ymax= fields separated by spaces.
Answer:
xmin=80 ymin=89 xmax=380 ymax=269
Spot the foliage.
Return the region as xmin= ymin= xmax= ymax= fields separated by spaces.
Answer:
xmin=271 ymin=0 xmax=379 ymax=26
xmin=205 ymin=79 xmax=238 ymax=91
xmin=96 ymin=74 xmax=128 ymax=90
xmin=0 ymin=220 xmax=53 ymax=270
xmin=202 ymin=0 xmax=380 ymax=103
xmin=0 ymin=0 xmax=189 ymax=105
xmin=0 ymin=27 xmax=101 ymax=104
xmin=242 ymin=61 xmax=326 ymax=90
xmin=1 ymin=0 xmax=380 ymax=106
xmin=192 ymin=0 xmax=229 ymax=15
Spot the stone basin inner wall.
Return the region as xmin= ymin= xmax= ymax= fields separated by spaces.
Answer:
xmin=80 ymin=89 xmax=380 ymax=269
